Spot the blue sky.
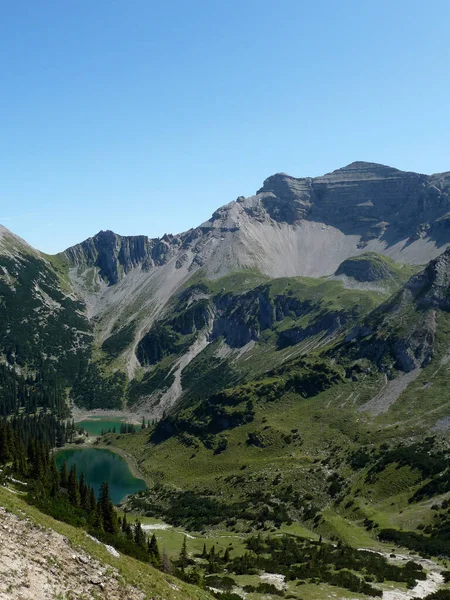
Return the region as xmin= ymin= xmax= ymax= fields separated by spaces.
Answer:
xmin=1 ymin=0 xmax=449 ymax=253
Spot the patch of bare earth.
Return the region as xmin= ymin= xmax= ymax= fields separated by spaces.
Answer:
xmin=0 ymin=506 xmax=145 ymax=600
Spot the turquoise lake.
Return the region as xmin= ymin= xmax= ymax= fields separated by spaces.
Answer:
xmin=55 ymin=447 xmax=147 ymax=505
xmin=75 ymin=419 xmax=130 ymax=437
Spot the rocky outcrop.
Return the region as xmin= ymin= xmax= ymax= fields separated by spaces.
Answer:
xmin=340 ymin=251 xmax=450 ymax=372
xmin=63 ymin=229 xmax=183 ymax=285
xmin=258 ymin=162 xmax=450 ymax=239
xmin=335 ymin=253 xmax=396 ymax=282
xmin=278 ymin=310 xmax=352 ymax=348
xmin=406 ymin=247 xmax=450 ymax=311
xmin=0 ymin=506 xmax=146 ymax=600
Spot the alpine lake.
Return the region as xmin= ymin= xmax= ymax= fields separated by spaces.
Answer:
xmin=56 ymin=419 xmax=147 ymax=505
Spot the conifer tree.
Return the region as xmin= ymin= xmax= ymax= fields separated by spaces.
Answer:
xmin=178 ymin=535 xmax=189 ymax=571
xmin=148 ymin=533 xmax=161 ymax=568
xmin=0 ymin=424 xmax=10 ymax=463
xmin=224 ymin=547 xmax=230 ymax=562
xmin=68 ymin=464 xmax=80 ymax=506
xmin=133 ymin=520 xmax=146 ymax=548
xmin=59 ymin=460 xmax=69 ymax=488
xmin=93 ymin=504 xmax=104 ymax=531
xmin=99 ymin=481 xmax=119 ymax=534
xmin=49 ymin=454 xmax=60 ymax=496
xmin=161 ymin=549 xmax=172 ymax=574
xmin=122 ymin=512 xmax=128 ymax=534
xmin=79 ymin=472 xmax=89 ymax=510
xmin=201 ymin=543 xmax=207 ymax=558
xmin=89 ymin=486 xmax=97 ymax=513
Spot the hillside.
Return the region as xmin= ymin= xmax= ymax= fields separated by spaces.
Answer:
xmin=0 ymin=487 xmax=212 ymax=600
xmin=101 ymin=250 xmax=450 ymax=587
xmin=3 ymin=163 xmax=450 ymax=599
xmin=58 ymin=161 xmax=450 ymax=398
xmin=1 ymin=161 xmax=449 ymax=413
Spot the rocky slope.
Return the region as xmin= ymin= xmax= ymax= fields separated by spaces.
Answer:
xmin=2 ymin=161 xmax=450 ymax=412
xmin=0 ymin=505 xmax=145 ymax=600
xmin=342 ymin=247 xmax=450 ymax=374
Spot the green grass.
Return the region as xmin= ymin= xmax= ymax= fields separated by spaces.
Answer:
xmin=0 ymin=486 xmax=213 ymax=600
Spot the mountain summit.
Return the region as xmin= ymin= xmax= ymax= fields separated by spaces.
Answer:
xmin=2 ymin=161 xmax=450 ymax=413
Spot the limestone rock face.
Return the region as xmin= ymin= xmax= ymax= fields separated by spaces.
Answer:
xmin=63 ymin=161 xmax=450 ymax=288
xmin=406 ymin=247 xmax=450 ymax=311
xmin=64 ymin=229 xmax=182 ymax=285
xmin=259 ymin=162 xmax=450 ymax=238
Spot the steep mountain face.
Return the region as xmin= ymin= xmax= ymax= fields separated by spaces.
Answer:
xmin=2 ymin=161 xmax=450 ymax=414
xmin=64 ymin=162 xmax=450 ymax=287
xmin=342 ymin=247 xmax=450 ymax=374
xmin=0 ymin=226 xmax=91 ymax=385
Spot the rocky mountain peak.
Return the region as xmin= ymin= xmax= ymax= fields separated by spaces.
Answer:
xmin=325 ymin=161 xmax=407 ymax=179
xmin=407 ymin=247 xmax=450 ymax=311
xmin=62 ymin=161 xmax=450 ymax=289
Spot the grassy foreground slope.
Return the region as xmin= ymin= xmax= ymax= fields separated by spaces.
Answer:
xmin=0 ymin=486 xmax=212 ymax=600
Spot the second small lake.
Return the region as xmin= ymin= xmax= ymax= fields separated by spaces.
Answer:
xmin=55 ymin=447 xmax=147 ymax=505
xmin=75 ymin=419 xmax=131 ymax=437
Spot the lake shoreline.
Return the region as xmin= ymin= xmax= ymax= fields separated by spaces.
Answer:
xmin=54 ymin=445 xmax=148 ymax=505
xmin=94 ymin=442 xmax=150 ymax=487
xmin=55 ymin=440 xmax=149 ymax=488
xmin=71 ymin=407 xmax=143 ymax=426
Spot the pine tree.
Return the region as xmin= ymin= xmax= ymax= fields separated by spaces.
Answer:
xmin=49 ymin=454 xmax=60 ymax=496
xmin=122 ymin=512 xmax=128 ymax=534
xmin=201 ymin=543 xmax=207 ymax=558
xmin=224 ymin=547 xmax=230 ymax=562
xmin=98 ymin=481 xmax=119 ymax=534
xmin=68 ymin=464 xmax=80 ymax=506
xmin=0 ymin=424 xmax=10 ymax=463
xmin=178 ymin=535 xmax=189 ymax=571
xmin=148 ymin=533 xmax=161 ymax=568
xmin=133 ymin=520 xmax=146 ymax=548
xmin=93 ymin=504 xmax=104 ymax=531
xmin=161 ymin=549 xmax=172 ymax=574
xmin=89 ymin=486 xmax=97 ymax=513
xmin=79 ymin=472 xmax=89 ymax=510
xmin=59 ymin=460 xmax=69 ymax=488
xmin=141 ymin=417 xmax=145 ymax=430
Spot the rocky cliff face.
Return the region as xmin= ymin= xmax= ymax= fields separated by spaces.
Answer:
xmin=342 ymin=249 xmax=450 ymax=373
xmin=259 ymin=162 xmax=450 ymax=238
xmin=63 ymin=162 xmax=450 ymax=287
xmin=64 ymin=229 xmax=181 ymax=285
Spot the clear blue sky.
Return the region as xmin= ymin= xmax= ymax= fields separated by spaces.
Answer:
xmin=1 ymin=0 xmax=449 ymax=254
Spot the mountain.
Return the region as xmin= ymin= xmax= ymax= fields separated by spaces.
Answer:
xmin=4 ymin=162 xmax=450 ymax=599
xmin=111 ymin=226 xmax=450 ymax=568
xmin=1 ymin=160 xmax=450 ymax=415
xmin=0 ymin=225 xmax=91 ymax=386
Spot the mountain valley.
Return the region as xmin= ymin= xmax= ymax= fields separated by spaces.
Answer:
xmin=3 ymin=161 xmax=450 ymax=599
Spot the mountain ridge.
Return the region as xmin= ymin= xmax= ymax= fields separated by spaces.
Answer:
xmin=2 ymin=159 xmax=450 ymax=412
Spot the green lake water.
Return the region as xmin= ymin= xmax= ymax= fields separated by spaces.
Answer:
xmin=55 ymin=447 xmax=147 ymax=505
xmin=75 ymin=419 xmax=129 ymax=437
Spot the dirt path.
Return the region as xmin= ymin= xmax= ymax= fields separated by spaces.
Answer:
xmin=0 ymin=506 xmax=145 ymax=600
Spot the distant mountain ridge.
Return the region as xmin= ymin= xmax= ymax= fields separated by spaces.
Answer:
xmin=1 ymin=160 xmax=450 ymax=413
xmin=62 ymin=161 xmax=450 ymax=286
